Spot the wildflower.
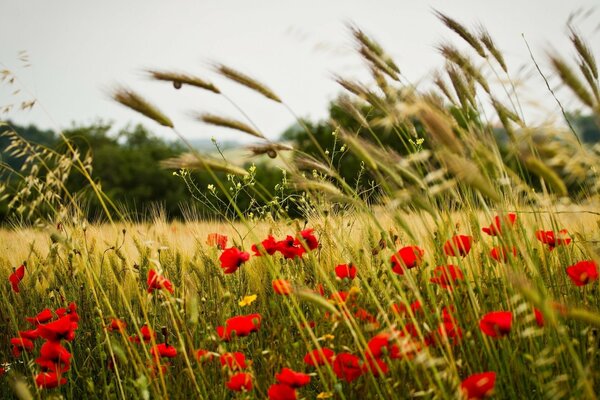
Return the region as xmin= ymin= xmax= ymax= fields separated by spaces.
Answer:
xmin=303 ymin=348 xmax=335 ymax=367
xmin=332 ymin=353 xmax=363 ymax=382
xmin=19 ymin=329 xmax=39 ymax=340
xmin=534 ymin=308 xmax=544 ymax=327
xmin=275 ymin=368 xmax=311 ymax=387
xmin=220 ymin=352 xmax=247 ymax=370
xmin=566 ymin=260 xmax=598 ymax=286
xmin=361 ymin=356 xmax=388 ymax=377
xmin=194 ymin=349 xmax=214 ymax=363
xmin=219 ymin=247 xmax=250 ymax=273
xmin=150 ymin=343 xmax=177 ymax=359
xmin=391 ymin=300 xmax=422 ymax=316
xmin=206 ymin=233 xmax=228 ymax=250
xmin=335 ymin=263 xmax=357 ymax=280
xmin=366 ymin=332 xmax=401 ymax=360
xmin=461 ymin=372 xmax=496 ymax=399
xmin=217 ymin=314 xmax=261 ymax=341
xmin=129 ymin=325 xmax=155 ymax=343
xmin=36 ymin=340 xmax=72 ymax=373
xmin=10 ymin=337 xmax=34 ymax=358
xmin=354 ymin=308 xmax=378 ymax=325
xmin=479 ymin=311 xmax=512 ymax=338
xmin=489 ymin=246 xmax=517 ymax=263
xmin=272 ymin=279 xmax=293 ymax=295
xmin=482 ymin=213 xmax=517 ymax=236
xmin=55 ymin=303 xmax=79 ymax=322
xmin=390 ymin=246 xmax=424 ymax=275
xmin=147 ymin=269 xmax=174 ymax=294
xmin=252 ymin=235 xmax=278 ymax=256
xmin=295 ymin=228 xmax=319 ymax=251
xmin=37 ymin=315 xmax=78 ymax=342
xmin=276 ymin=236 xmax=305 ymax=259
xmin=35 ymin=372 xmax=67 ymax=389
xmin=444 ymin=235 xmax=473 ymax=257
xmin=268 ymin=383 xmax=297 ymax=400
xmin=535 ymin=229 xmax=571 ymax=250
xmin=26 ymin=309 xmax=54 ymax=326
xmin=107 ymin=318 xmax=127 ymax=333
xmin=430 ymin=265 xmax=464 ymax=289
xmin=238 ymin=294 xmax=258 ymax=307
xmin=226 ymin=372 xmax=253 ymax=391
xmin=9 ymin=264 xmax=25 ymax=293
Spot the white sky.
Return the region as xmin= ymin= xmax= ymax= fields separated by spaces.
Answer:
xmin=1 ymin=0 xmax=598 ymax=142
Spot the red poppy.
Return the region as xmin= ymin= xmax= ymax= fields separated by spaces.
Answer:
xmin=55 ymin=302 xmax=79 ymax=322
xmin=443 ymin=235 xmax=473 ymax=257
xmin=482 ymin=213 xmax=517 ymax=236
xmin=206 ymin=233 xmax=228 ymax=250
xmin=35 ymin=372 xmax=67 ymax=389
xmin=107 ymin=318 xmax=127 ymax=333
xmin=461 ymin=372 xmax=496 ymax=399
xmin=226 ymin=372 xmax=253 ymax=391
xmin=335 ymin=263 xmax=357 ymax=280
xmin=276 ymin=236 xmax=305 ymax=259
xmin=390 ymin=246 xmax=424 ymax=275
xmin=436 ymin=309 xmax=462 ymax=345
xmin=303 ymin=348 xmax=335 ymax=367
xmin=220 ymin=352 xmax=247 ymax=370
xmin=219 ymin=247 xmax=250 ymax=273
xmin=275 ymin=367 xmax=311 ymax=387
xmin=129 ymin=324 xmax=155 ymax=343
xmin=354 ymin=308 xmax=378 ymax=325
xmin=19 ymin=329 xmax=39 ymax=340
xmin=566 ymin=260 xmax=599 ymax=286
xmin=535 ymin=229 xmax=571 ymax=250
xmin=295 ymin=228 xmax=319 ymax=251
xmin=147 ymin=269 xmax=174 ymax=294
xmin=10 ymin=337 xmax=34 ymax=358
xmin=489 ymin=246 xmax=517 ymax=263
xmin=9 ymin=264 xmax=25 ymax=293
xmin=479 ymin=311 xmax=512 ymax=338
xmin=37 ymin=315 xmax=78 ymax=342
xmin=36 ymin=340 xmax=72 ymax=373
xmin=272 ymin=279 xmax=293 ymax=295
xmin=268 ymin=383 xmax=297 ymax=400
xmin=217 ymin=314 xmax=261 ymax=341
xmin=361 ymin=356 xmax=388 ymax=377
xmin=391 ymin=300 xmax=423 ymax=316
xmin=430 ymin=265 xmax=464 ymax=289
xmin=333 ymin=353 xmax=363 ymax=382
xmin=252 ymin=235 xmax=278 ymax=256
xmin=150 ymin=343 xmax=177 ymax=359
xmin=26 ymin=308 xmax=54 ymax=325
xmin=534 ymin=308 xmax=544 ymax=327
xmin=366 ymin=332 xmax=401 ymax=359
xmin=194 ymin=349 xmax=213 ymax=363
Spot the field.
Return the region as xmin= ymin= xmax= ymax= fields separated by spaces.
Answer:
xmin=2 ymin=9 xmax=600 ymax=400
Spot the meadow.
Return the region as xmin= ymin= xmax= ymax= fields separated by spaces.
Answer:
xmin=2 ymin=11 xmax=600 ymax=400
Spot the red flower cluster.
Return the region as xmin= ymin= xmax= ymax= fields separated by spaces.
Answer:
xmin=252 ymin=229 xmax=319 ymax=259
xmin=217 ymin=314 xmax=262 ymax=341
xmin=566 ymin=260 xmax=598 ymax=286
xmin=206 ymin=233 xmax=228 ymax=250
xmin=268 ymin=367 xmax=311 ymax=399
xmin=11 ymin=302 xmax=79 ymax=389
xmin=430 ymin=265 xmax=464 ymax=289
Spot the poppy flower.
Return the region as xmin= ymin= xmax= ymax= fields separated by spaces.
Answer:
xmin=129 ymin=325 xmax=155 ymax=343
xmin=303 ymin=348 xmax=335 ymax=367
xmin=9 ymin=264 xmax=25 ymax=293
xmin=361 ymin=356 xmax=388 ymax=377
xmin=150 ymin=343 xmax=177 ymax=359
xmin=226 ymin=372 xmax=253 ymax=391
xmin=37 ymin=315 xmax=78 ymax=342
xmin=19 ymin=329 xmax=39 ymax=340
xmin=534 ymin=308 xmax=544 ymax=327
xmin=252 ymin=235 xmax=278 ymax=256
xmin=26 ymin=308 xmax=54 ymax=325
xmin=268 ymin=383 xmax=297 ymax=400
xmin=195 ymin=349 xmax=214 ymax=363
xmin=220 ymin=352 xmax=247 ymax=370
xmin=430 ymin=265 xmax=464 ymax=289
xmin=461 ymin=372 xmax=496 ymax=399
xmin=272 ymin=279 xmax=293 ymax=295
xmin=206 ymin=233 xmax=228 ymax=250
xmin=566 ymin=260 xmax=598 ymax=286
xmin=391 ymin=300 xmax=423 ymax=316
xmin=489 ymin=246 xmax=517 ymax=263
xmin=275 ymin=367 xmax=311 ymax=388
xmin=219 ymin=247 xmax=250 ymax=273
xmin=366 ymin=332 xmax=401 ymax=359
xmin=217 ymin=314 xmax=261 ymax=341
xmin=335 ymin=264 xmax=357 ymax=280
xmin=10 ymin=337 xmax=34 ymax=358
xmin=390 ymin=246 xmax=424 ymax=275
xmin=482 ymin=213 xmax=517 ymax=236
xmin=354 ymin=308 xmax=378 ymax=325
xmin=479 ymin=311 xmax=512 ymax=338
xmin=107 ymin=318 xmax=127 ymax=333
xmin=276 ymin=236 xmax=305 ymax=259
xmin=443 ymin=235 xmax=473 ymax=257
xmin=295 ymin=228 xmax=319 ymax=251
xmin=35 ymin=372 xmax=67 ymax=389
xmin=147 ymin=269 xmax=174 ymax=294
xmin=36 ymin=340 xmax=72 ymax=373
xmin=436 ymin=310 xmax=463 ymax=345
xmin=55 ymin=302 xmax=79 ymax=322
xmin=332 ymin=353 xmax=363 ymax=382
xmin=535 ymin=229 xmax=571 ymax=250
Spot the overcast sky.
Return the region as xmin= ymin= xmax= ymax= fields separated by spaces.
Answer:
xmin=1 ymin=0 xmax=598 ymax=143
